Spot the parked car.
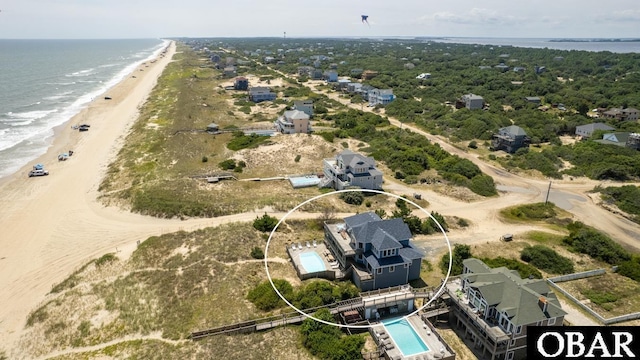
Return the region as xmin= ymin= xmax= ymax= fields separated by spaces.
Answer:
xmin=28 ymin=169 xmax=49 ymax=177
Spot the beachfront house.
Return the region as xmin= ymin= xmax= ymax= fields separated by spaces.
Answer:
xmin=324 ymin=212 xmax=423 ymax=291
xmin=491 ymin=125 xmax=530 ymax=153
xmin=447 ymin=258 xmax=566 ymax=360
xmin=323 ymin=70 xmax=338 ymax=82
xmin=274 ymin=110 xmax=311 ymax=134
xmin=575 ymin=122 xmax=615 ymax=138
xmin=248 ymin=87 xmax=276 ymax=103
xmin=320 ymin=149 xmax=383 ymax=190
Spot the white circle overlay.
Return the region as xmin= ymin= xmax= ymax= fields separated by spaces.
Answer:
xmin=264 ymin=188 xmax=452 ymax=329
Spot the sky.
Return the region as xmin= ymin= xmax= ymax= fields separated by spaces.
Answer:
xmin=0 ymin=0 xmax=639 ymax=39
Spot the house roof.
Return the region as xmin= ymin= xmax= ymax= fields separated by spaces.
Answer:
xmin=365 ymin=253 xmax=409 ymax=269
xmin=347 ymin=216 xmax=413 ymax=247
xmin=283 ymin=110 xmax=309 ymax=120
xmin=463 ymin=93 xmax=484 ymax=101
xmin=370 ymin=228 xmax=402 ymax=250
xmin=337 ymin=149 xmax=376 ymax=169
xmin=576 ymin=123 xmax=615 ymax=133
xmin=499 ymin=125 xmax=528 ymax=137
xmin=462 ymin=259 xmax=567 ymax=326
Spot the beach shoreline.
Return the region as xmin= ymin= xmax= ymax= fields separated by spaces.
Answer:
xmin=0 ymin=41 xmax=175 ymax=354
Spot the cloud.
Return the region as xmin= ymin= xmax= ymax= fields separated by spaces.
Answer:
xmin=424 ymin=8 xmax=520 ymax=26
xmin=606 ymin=9 xmax=640 ymax=22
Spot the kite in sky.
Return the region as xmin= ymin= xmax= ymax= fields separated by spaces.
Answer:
xmin=361 ymin=15 xmax=369 ymax=26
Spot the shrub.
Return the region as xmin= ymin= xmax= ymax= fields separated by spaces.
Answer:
xmin=294 ymin=154 xmax=301 ymax=162
xmin=247 ymin=279 xmax=293 ymax=311
xmin=317 ymin=131 xmax=335 ymax=143
xmin=253 ymin=213 xmax=279 ymax=232
xmin=95 ymin=253 xmax=117 ymax=267
xmin=520 ymin=245 xmax=574 ymax=274
xmin=201 ymin=156 xmax=208 ymax=163
xmin=563 ymin=222 xmax=631 ymax=265
xmin=468 ymin=140 xmax=478 ymax=149
xmin=219 ymin=159 xmax=236 ymax=170
xmin=250 ymin=247 xmax=264 ymax=259
xmin=340 ymin=191 xmax=364 ymax=206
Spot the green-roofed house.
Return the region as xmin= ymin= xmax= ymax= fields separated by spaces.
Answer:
xmin=491 ymin=125 xmax=531 ymax=153
xmin=447 ymin=258 xmax=566 ymax=360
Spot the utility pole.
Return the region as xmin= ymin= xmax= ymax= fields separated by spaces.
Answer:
xmin=545 ymin=181 xmax=552 ymax=204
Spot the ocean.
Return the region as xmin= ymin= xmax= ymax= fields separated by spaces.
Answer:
xmin=0 ymin=39 xmax=167 ymax=179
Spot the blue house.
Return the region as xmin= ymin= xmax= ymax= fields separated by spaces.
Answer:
xmin=368 ymin=89 xmax=395 ymax=107
xmin=324 ymin=212 xmax=423 ymax=291
xmin=323 ymin=70 xmax=338 ymax=82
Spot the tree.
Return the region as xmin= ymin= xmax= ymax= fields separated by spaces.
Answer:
xmin=440 ymin=244 xmax=472 ymax=276
xmin=253 ymin=213 xmax=279 ymax=232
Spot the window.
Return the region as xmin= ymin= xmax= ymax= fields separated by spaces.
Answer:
xmin=510 ymin=339 xmax=516 ymax=347
xmin=548 ymin=318 xmax=556 ymax=325
xmin=358 ymin=242 xmax=363 ymax=249
xmin=506 ymin=351 xmax=514 ymax=360
xmin=377 ymin=268 xmax=382 ymax=274
xmin=404 ymin=263 xmax=409 ymax=269
xmin=516 ymin=326 xmax=522 ymax=335
xmin=389 ymin=266 xmax=395 ymax=272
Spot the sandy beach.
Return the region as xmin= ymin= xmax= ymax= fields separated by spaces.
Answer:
xmin=0 ymin=41 xmax=235 ymax=353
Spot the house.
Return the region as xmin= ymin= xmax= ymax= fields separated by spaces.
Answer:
xmin=524 ymin=97 xmax=541 ymax=104
xmin=347 ymin=82 xmax=363 ymax=93
xmin=310 ymin=68 xmax=324 ymax=80
xmin=358 ymin=84 xmax=376 ymax=100
xmin=628 ymin=133 xmax=640 ymax=150
xmin=447 ymin=258 xmax=566 ymax=360
xmin=323 ymin=71 xmax=338 ymax=82
xmin=416 ymin=73 xmax=431 ymax=80
xmin=234 ymin=77 xmax=249 ymax=91
xmin=602 ymin=107 xmax=639 ymax=121
xmin=461 ymin=94 xmax=484 ymax=110
xmin=336 ymin=78 xmax=351 ymax=91
xmin=492 ymin=125 xmax=531 ymax=153
xmin=575 ymin=122 xmax=615 ymax=138
xmin=248 ymin=87 xmax=276 ymax=103
xmin=595 ymin=132 xmax=631 ymax=147
xmin=362 ymin=70 xmax=379 ymax=80
xmin=321 ymin=149 xmax=383 ymax=190
xmin=534 ymin=66 xmax=546 ymax=74
xmin=275 ymin=110 xmax=311 ymax=134
xmin=368 ymin=89 xmax=395 ymax=107
xmin=293 ymin=99 xmax=313 ymax=118
xmin=350 ymin=68 xmax=364 ymax=77
xmin=323 ymin=212 xmax=423 ymax=291
xmin=494 ymin=63 xmax=509 ymax=72
xmin=298 ymin=66 xmax=313 ymax=76
xmin=223 ymin=66 xmax=237 ymax=78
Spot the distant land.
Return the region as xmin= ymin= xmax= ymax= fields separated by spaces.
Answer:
xmin=548 ymin=38 xmax=640 ymax=42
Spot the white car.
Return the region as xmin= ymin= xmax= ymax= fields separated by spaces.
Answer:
xmin=28 ymin=169 xmax=49 ymax=177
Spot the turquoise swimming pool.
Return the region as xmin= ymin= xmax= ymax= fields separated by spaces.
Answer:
xmin=382 ymin=318 xmax=430 ymax=357
xmin=299 ymin=252 xmax=326 ymax=273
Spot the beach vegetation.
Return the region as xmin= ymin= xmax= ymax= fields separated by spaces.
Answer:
xmin=520 ymin=245 xmax=575 ymax=274
xmin=300 ymin=308 xmax=365 ymax=360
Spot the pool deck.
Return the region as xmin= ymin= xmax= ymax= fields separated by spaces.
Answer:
xmin=372 ymin=315 xmax=454 ymax=360
xmin=287 ymin=242 xmax=344 ymax=280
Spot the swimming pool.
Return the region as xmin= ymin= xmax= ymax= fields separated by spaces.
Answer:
xmin=382 ymin=318 xmax=430 ymax=357
xmin=299 ymin=252 xmax=326 ymax=273
xmin=289 ymin=175 xmax=321 ymax=188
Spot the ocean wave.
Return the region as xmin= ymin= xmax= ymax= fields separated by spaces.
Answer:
xmin=43 ymin=91 xmax=74 ymax=101
xmin=45 ymin=81 xmax=77 ymax=86
xmin=65 ymin=68 xmax=96 ymax=77
xmin=5 ymin=109 xmax=58 ymax=120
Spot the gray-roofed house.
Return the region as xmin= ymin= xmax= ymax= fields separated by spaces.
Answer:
xmin=320 ymin=149 xmax=383 ymax=190
xmin=323 ymin=212 xmax=423 ymax=291
xmin=491 ymin=125 xmax=531 ymax=153
xmin=447 ymin=258 xmax=566 ymax=360
xmin=575 ymin=122 xmax=615 ymax=138
xmin=274 ymin=110 xmax=311 ymax=134
xmin=602 ymin=107 xmax=639 ymax=121
xmin=524 ymin=96 xmax=541 ymax=104
xmin=248 ymin=86 xmax=276 ymax=103
xmin=461 ymin=93 xmax=484 ymax=110
xmin=368 ymin=89 xmax=395 ymax=106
